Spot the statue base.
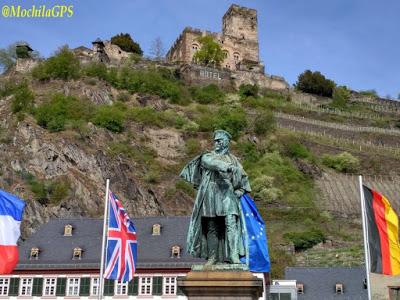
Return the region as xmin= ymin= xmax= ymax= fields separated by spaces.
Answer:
xmin=178 ymin=264 xmax=264 ymax=300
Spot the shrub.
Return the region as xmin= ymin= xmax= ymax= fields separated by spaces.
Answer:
xmin=322 ymin=152 xmax=360 ymax=173
xmin=239 ymin=84 xmax=259 ymax=98
xmin=185 ymin=138 xmax=201 ymax=156
xmin=359 ymin=89 xmax=378 ymax=98
xmin=175 ymin=179 xmax=195 ymax=197
xmin=92 ymin=105 xmax=125 ymax=133
xmin=286 ymin=143 xmax=311 ymax=159
xmin=32 ymin=46 xmax=80 ymax=81
xmin=190 ymin=84 xmax=225 ymax=104
xmin=82 ymin=62 xmax=108 ymax=80
xmin=295 ymin=70 xmax=336 ymax=97
xmin=331 ymin=86 xmax=350 ymax=108
xmin=252 ymin=175 xmax=283 ymax=203
xmin=253 ymin=110 xmax=275 ymax=136
xmin=35 ymin=94 xmax=94 ymax=132
xmin=283 ymin=229 xmax=326 ymax=251
xmin=127 ymin=107 xmax=186 ymax=129
xmin=192 ymin=35 xmax=225 ymax=67
xmin=10 ymin=82 xmax=34 ymax=113
xmin=110 ymin=33 xmax=143 ymax=55
xmin=214 ymin=107 xmax=247 ymax=140
xmin=48 ymin=178 xmax=70 ymax=204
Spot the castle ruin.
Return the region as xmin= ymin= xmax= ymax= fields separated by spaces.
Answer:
xmin=166 ymin=4 xmax=264 ymax=73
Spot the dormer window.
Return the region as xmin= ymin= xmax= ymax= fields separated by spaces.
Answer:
xmin=64 ymin=224 xmax=73 ymax=236
xmin=72 ymin=247 xmax=82 ymax=260
xmin=171 ymin=245 xmax=181 ymax=258
xmin=30 ymin=247 xmax=39 ymax=260
xmin=335 ymin=283 xmax=343 ymax=294
xmin=152 ymin=224 xmax=161 ymax=236
xmin=296 ymin=283 xmax=304 ymax=294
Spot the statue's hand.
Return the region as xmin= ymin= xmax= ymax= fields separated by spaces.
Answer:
xmin=234 ymin=189 xmax=244 ymax=198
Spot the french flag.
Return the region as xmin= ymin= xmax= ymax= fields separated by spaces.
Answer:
xmin=0 ymin=189 xmax=26 ymax=274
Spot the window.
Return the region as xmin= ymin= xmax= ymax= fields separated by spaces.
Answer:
xmin=163 ymin=277 xmax=176 ymax=295
xmin=171 ymin=245 xmax=181 ymax=258
xmin=115 ymin=281 xmax=128 ymax=296
xmin=335 ymin=283 xmax=344 ymax=294
xmin=139 ymin=277 xmax=152 ymax=295
xmin=43 ymin=278 xmax=57 ymax=296
xmin=66 ymin=278 xmax=80 ymax=296
xmin=91 ymin=278 xmax=99 ymax=296
xmin=192 ymin=43 xmax=199 ymax=52
xmin=19 ymin=278 xmax=33 ymax=296
xmin=233 ymin=52 xmax=240 ymax=62
xmin=389 ymin=287 xmax=400 ymax=300
xmin=30 ymin=247 xmax=39 ymax=260
xmin=64 ymin=224 xmax=73 ymax=236
xmin=0 ymin=278 xmax=9 ymax=296
xmin=152 ymin=224 xmax=161 ymax=235
xmin=269 ymin=293 xmax=291 ymax=300
xmin=72 ymin=247 xmax=82 ymax=260
xmin=223 ymin=50 xmax=229 ymax=58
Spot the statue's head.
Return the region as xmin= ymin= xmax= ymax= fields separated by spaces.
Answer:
xmin=213 ymin=129 xmax=231 ymax=154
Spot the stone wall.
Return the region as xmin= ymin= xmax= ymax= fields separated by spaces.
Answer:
xmin=179 ymin=64 xmax=232 ymax=88
xmin=15 ymin=58 xmax=38 ymax=73
xmin=232 ymin=70 xmax=289 ymax=91
xmin=103 ymin=41 xmax=129 ymax=64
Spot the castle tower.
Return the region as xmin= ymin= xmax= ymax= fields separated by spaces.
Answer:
xmin=222 ymin=4 xmax=259 ymax=65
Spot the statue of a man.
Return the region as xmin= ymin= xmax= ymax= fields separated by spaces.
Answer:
xmin=180 ymin=129 xmax=251 ymax=265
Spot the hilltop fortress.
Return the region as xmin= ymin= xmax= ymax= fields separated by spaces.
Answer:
xmin=166 ymin=4 xmax=262 ymax=73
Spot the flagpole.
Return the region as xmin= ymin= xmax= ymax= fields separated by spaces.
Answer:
xmin=359 ymin=175 xmax=372 ymax=300
xmin=98 ymin=179 xmax=110 ymax=300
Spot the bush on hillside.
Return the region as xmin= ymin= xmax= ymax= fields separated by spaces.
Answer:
xmin=239 ymin=84 xmax=259 ymax=98
xmin=190 ymin=84 xmax=225 ymax=104
xmin=295 ymin=70 xmax=335 ymax=97
xmin=11 ymin=82 xmax=34 ymax=113
xmin=32 ymin=46 xmax=80 ymax=81
xmin=322 ymin=152 xmax=360 ymax=173
xmin=35 ymin=94 xmax=93 ymax=132
xmin=331 ymin=86 xmax=351 ymax=108
xmin=214 ymin=107 xmax=247 ymax=140
xmin=92 ymin=104 xmax=125 ymax=133
xmin=283 ymin=229 xmax=326 ymax=251
xmin=253 ymin=110 xmax=275 ymax=136
xmin=110 ymin=33 xmax=143 ymax=56
xmin=286 ymin=142 xmax=311 ymax=159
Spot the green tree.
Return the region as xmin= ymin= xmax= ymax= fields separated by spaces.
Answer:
xmin=295 ymin=70 xmax=336 ymax=97
xmin=331 ymin=86 xmax=351 ymax=108
xmin=192 ymin=36 xmax=225 ymax=67
xmin=110 ymin=33 xmax=143 ymax=56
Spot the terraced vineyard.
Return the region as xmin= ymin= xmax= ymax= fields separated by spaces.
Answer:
xmin=316 ymin=172 xmax=400 ymax=216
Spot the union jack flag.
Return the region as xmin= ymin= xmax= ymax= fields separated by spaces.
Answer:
xmin=104 ymin=191 xmax=137 ymax=282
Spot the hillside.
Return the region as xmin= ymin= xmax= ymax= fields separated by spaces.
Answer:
xmin=1 ymin=51 xmax=400 ymax=278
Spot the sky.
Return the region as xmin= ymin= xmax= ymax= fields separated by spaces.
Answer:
xmin=0 ymin=0 xmax=399 ymax=98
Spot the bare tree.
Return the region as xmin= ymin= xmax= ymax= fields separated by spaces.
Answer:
xmin=149 ymin=37 xmax=165 ymax=60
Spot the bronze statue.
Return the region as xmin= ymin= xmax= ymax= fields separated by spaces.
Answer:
xmin=180 ymin=130 xmax=251 ymax=265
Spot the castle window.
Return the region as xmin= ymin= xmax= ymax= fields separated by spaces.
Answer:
xmin=223 ymin=50 xmax=229 ymax=59
xmin=72 ymin=247 xmax=82 ymax=260
xmin=30 ymin=247 xmax=39 ymax=260
xmin=192 ymin=43 xmax=199 ymax=52
xmin=335 ymin=283 xmax=344 ymax=294
xmin=171 ymin=245 xmax=181 ymax=258
xmin=152 ymin=224 xmax=161 ymax=235
xmin=296 ymin=283 xmax=304 ymax=294
xmin=64 ymin=224 xmax=73 ymax=236
xmin=233 ymin=52 xmax=240 ymax=62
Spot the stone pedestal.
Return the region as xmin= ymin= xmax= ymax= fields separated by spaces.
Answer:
xmin=178 ymin=265 xmax=264 ymax=300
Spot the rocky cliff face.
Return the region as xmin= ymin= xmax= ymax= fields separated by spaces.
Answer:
xmin=0 ymin=80 xmax=180 ymax=238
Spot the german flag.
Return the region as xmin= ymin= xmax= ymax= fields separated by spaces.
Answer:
xmin=363 ymin=185 xmax=400 ymax=275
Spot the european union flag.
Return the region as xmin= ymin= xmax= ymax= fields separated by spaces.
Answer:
xmin=240 ymin=193 xmax=270 ymax=272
